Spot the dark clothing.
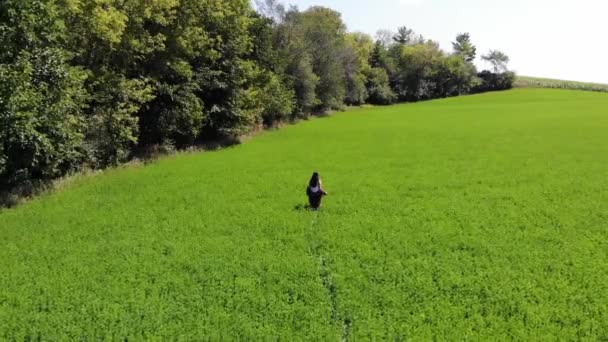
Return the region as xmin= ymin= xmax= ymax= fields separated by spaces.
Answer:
xmin=306 ymin=186 xmax=327 ymax=209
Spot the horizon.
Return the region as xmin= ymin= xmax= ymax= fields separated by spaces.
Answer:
xmin=282 ymin=0 xmax=608 ymax=84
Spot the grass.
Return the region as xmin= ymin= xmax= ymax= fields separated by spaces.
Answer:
xmin=516 ymin=75 xmax=608 ymax=92
xmin=1 ymin=89 xmax=608 ymax=339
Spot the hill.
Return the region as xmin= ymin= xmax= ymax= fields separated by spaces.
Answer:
xmin=515 ymin=76 xmax=608 ymax=92
xmin=1 ymin=89 xmax=608 ymax=339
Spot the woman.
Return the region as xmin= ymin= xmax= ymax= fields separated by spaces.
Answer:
xmin=306 ymin=172 xmax=328 ymax=210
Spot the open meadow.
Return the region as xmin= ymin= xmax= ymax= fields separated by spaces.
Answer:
xmin=1 ymin=89 xmax=607 ymax=339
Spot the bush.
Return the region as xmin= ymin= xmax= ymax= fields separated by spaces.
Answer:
xmin=474 ymin=71 xmax=515 ymax=93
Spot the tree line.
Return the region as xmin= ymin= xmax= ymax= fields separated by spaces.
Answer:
xmin=0 ymin=0 xmax=514 ymax=196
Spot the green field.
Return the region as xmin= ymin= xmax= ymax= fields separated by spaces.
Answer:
xmin=1 ymin=89 xmax=608 ymax=339
xmin=516 ymin=76 xmax=608 ymax=92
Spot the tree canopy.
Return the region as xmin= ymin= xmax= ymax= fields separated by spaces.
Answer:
xmin=0 ymin=0 xmax=514 ymax=197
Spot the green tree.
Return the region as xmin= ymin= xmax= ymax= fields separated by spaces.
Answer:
xmin=0 ymin=0 xmax=517 ymax=196
xmin=436 ymin=55 xmax=480 ymax=96
xmin=344 ymin=32 xmax=374 ymax=105
xmin=391 ymin=41 xmax=446 ymax=101
xmin=0 ymin=0 xmax=89 ymax=190
xmin=393 ymin=26 xmax=414 ymax=45
xmin=274 ymin=10 xmax=310 ymax=116
xmin=278 ymin=6 xmax=349 ymax=111
xmin=482 ymin=50 xmax=510 ymax=73
xmin=301 ymin=7 xmax=348 ymax=110
xmin=452 ymin=32 xmax=477 ymax=62
xmin=287 ymin=56 xmax=320 ymax=116
xmin=365 ymin=67 xmax=396 ymax=104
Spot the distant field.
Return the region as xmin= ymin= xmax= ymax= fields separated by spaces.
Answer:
xmin=515 ymin=76 xmax=608 ymax=92
xmin=1 ymin=89 xmax=608 ymax=339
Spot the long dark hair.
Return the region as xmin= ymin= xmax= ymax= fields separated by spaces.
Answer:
xmin=309 ymin=172 xmax=320 ymax=187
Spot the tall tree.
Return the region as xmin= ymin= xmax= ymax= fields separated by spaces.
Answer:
xmin=275 ymin=7 xmax=320 ymax=115
xmin=282 ymin=6 xmax=349 ymax=110
xmin=393 ymin=26 xmax=414 ymax=45
xmin=344 ymin=32 xmax=374 ymax=105
xmin=0 ymin=0 xmax=89 ymax=189
xmin=254 ymin=0 xmax=286 ymax=23
xmin=482 ymin=50 xmax=510 ymax=73
xmin=391 ymin=40 xmax=447 ymax=101
xmin=375 ymin=29 xmax=395 ymax=48
xmin=452 ymin=32 xmax=477 ymax=62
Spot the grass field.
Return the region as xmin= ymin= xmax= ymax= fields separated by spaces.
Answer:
xmin=1 ymin=89 xmax=608 ymax=339
xmin=516 ymin=76 xmax=608 ymax=92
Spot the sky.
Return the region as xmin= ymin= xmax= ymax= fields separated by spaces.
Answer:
xmin=281 ymin=0 xmax=608 ymax=83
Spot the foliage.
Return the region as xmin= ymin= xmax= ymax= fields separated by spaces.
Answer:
xmin=86 ymin=75 xmax=155 ymax=167
xmin=343 ymin=33 xmax=374 ymax=105
xmin=258 ymin=71 xmax=295 ymax=126
xmin=0 ymin=0 xmax=513 ymax=195
xmin=2 ymin=90 xmax=608 ymax=339
xmin=390 ymin=41 xmax=447 ymax=101
xmin=452 ymin=32 xmax=476 ymax=62
xmin=393 ymin=26 xmax=414 ymax=45
xmin=0 ymin=0 xmax=89 ymax=190
xmin=474 ymin=71 xmax=516 ymax=93
xmin=296 ymin=7 xmax=349 ymax=110
xmin=482 ymin=50 xmax=510 ymax=73
xmin=365 ymin=67 xmax=396 ymax=104
xmin=286 ymin=56 xmax=320 ymax=117
xmin=0 ymin=51 xmax=88 ymax=189
xmin=437 ymin=55 xmax=480 ymax=96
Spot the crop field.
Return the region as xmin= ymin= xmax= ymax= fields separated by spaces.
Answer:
xmin=1 ymin=89 xmax=608 ymax=339
xmin=515 ymin=76 xmax=608 ymax=92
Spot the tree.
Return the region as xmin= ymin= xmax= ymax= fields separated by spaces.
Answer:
xmin=482 ymin=50 xmax=510 ymax=73
xmin=370 ymin=41 xmax=388 ymax=69
xmin=343 ymin=32 xmax=374 ymax=105
xmin=393 ymin=26 xmax=414 ymax=45
xmin=0 ymin=0 xmax=89 ymax=191
xmin=0 ymin=0 xmax=516 ymax=197
xmin=287 ymin=56 xmax=320 ymax=116
xmin=279 ymin=6 xmax=349 ymax=111
xmin=437 ymin=55 xmax=479 ymax=96
xmin=390 ymin=41 xmax=447 ymax=101
xmin=275 ymin=7 xmax=319 ymax=116
xmin=255 ymin=0 xmax=286 ymax=23
xmin=257 ymin=71 xmax=295 ymax=125
xmin=375 ymin=29 xmax=395 ymax=48
xmin=365 ymin=67 xmax=396 ymax=104
xmin=452 ymin=33 xmax=476 ymax=62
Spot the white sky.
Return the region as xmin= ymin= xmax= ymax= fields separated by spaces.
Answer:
xmin=283 ymin=0 xmax=608 ymax=83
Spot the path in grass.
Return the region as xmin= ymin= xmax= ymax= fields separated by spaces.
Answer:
xmin=1 ymin=89 xmax=608 ymax=339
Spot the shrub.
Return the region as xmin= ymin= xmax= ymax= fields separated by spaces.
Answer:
xmin=474 ymin=71 xmax=515 ymax=93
